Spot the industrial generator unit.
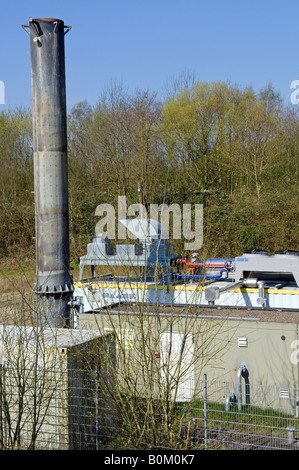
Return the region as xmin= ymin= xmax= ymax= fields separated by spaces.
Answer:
xmin=72 ymin=220 xmax=299 ymax=316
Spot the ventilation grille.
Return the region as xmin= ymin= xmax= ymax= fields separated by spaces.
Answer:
xmin=238 ymin=337 xmax=248 ymax=347
xmin=279 ymin=388 xmax=290 ymax=399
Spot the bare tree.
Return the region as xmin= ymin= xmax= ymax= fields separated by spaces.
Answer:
xmin=77 ymin=247 xmax=235 ymax=449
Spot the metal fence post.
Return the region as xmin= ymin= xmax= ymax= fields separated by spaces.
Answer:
xmin=287 ymin=426 xmax=296 ymax=444
xmin=204 ymin=374 xmax=208 ymax=449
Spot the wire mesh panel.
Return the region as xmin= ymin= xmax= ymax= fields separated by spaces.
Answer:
xmin=1 ymin=365 xmax=299 ymax=450
xmin=180 ymin=378 xmax=299 ymax=450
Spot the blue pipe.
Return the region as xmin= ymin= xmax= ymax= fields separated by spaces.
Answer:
xmin=174 ymin=269 xmax=229 ymax=281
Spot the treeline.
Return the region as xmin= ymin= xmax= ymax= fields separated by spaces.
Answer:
xmin=0 ymin=80 xmax=299 ymax=265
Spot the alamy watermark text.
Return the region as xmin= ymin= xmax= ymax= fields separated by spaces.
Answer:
xmin=95 ymin=196 xmax=203 ymax=250
xmin=290 ymin=80 xmax=299 ymax=104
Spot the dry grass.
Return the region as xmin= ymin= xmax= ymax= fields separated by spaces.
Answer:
xmin=0 ymin=261 xmax=36 ymax=295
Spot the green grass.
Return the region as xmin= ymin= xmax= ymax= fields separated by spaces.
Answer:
xmin=175 ymin=400 xmax=297 ymax=438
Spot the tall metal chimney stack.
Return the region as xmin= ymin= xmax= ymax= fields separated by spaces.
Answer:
xmin=27 ymin=18 xmax=73 ymax=327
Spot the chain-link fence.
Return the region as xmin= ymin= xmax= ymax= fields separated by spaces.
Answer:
xmin=1 ymin=365 xmax=299 ymax=450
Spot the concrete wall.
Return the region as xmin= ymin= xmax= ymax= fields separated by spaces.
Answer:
xmin=0 ymin=326 xmax=115 ymax=449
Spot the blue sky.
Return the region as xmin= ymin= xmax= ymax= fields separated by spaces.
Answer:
xmin=0 ymin=0 xmax=298 ymax=111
